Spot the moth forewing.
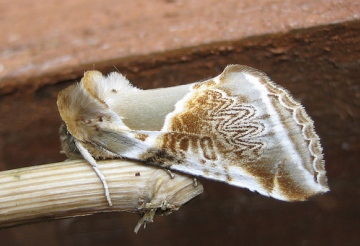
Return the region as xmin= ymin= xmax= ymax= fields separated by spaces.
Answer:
xmin=57 ymin=65 xmax=328 ymax=205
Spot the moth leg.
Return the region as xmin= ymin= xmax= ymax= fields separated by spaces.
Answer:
xmin=193 ymin=178 xmax=198 ymax=187
xmin=134 ymin=209 xmax=156 ymax=233
xmin=165 ymin=168 xmax=175 ymax=179
xmin=75 ymin=140 xmax=113 ymax=206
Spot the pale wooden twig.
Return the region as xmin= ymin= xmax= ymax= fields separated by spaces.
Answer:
xmin=0 ymin=159 xmax=203 ymax=232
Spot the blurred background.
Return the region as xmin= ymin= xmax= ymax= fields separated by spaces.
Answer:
xmin=0 ymin=0 xmax=359 ymax=245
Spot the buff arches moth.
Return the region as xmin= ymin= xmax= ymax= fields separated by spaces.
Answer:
xmin=57 ymin=65 xmax=329 ymax=206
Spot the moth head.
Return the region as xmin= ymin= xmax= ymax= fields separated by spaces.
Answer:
xmin=57 ymin=73 xmax=128 ymax=142
xmin=59 ymin=122 xmax=82 ymax=159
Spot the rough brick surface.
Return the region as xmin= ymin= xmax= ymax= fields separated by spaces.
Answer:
xmin=0 ymin=0 xmax=358 ymax=94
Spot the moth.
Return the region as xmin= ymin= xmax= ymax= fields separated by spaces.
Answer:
xmin=57 ymin=64 xmax=329 ymax=206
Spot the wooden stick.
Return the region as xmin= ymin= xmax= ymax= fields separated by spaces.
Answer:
xmin=0 ymin=159 xmax=203 ymax=232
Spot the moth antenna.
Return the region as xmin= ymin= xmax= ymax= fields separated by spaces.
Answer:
xmin=113 ymin=65 xmax=121 ymax=74
xmin=75 ymin=140 xmax=113 ymax=206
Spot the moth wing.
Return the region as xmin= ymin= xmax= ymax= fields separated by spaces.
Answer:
xmin=159 ymin=64 xmax=328 ymax=201
xmin=89 ymin=65 xmax=327 ymax=201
